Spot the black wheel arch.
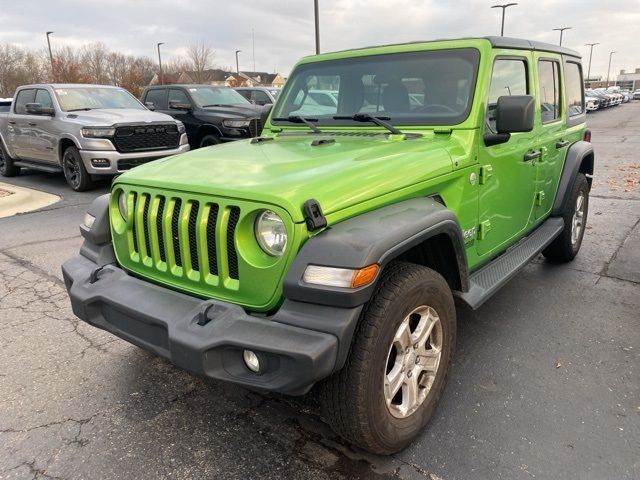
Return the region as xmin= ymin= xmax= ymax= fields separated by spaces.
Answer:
xmin=552 ymin=140 xmax=594 ymax=216
xmin=58 ymin=138 xmax=80 ymax=165
xmin=283 ymin=197 xmax=469 ymax=308
xmin=195 ymin=125 xmax=223 ymax=145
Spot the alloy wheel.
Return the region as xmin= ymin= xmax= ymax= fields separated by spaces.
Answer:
xmin=63 ymin=152 xmax=81 ymax=189
xmin=571 ymin=191 xmax=585 ymax=246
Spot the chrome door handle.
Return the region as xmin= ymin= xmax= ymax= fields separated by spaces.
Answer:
xmin=523 ymin=150 xmax=541 ymax=161
xmin=28 ymin=122 xmax=37 ymax=126
xmin=8 ymin=121 xmax=15 ymax=125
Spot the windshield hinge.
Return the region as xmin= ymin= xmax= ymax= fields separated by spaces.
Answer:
xmin=303 ymin=199 xmax=327 ymax=231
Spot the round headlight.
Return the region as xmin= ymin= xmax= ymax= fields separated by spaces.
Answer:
xmin=255 ymin=210 xmax=287 ymax=256
xmin=118 ymin=191 xmax=128 ymax=221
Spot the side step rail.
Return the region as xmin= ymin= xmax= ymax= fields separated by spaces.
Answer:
xmin=455 ymin=217 xmax=564 ymax=310
xmin=14 ymin=160 xmax=63 ymax=173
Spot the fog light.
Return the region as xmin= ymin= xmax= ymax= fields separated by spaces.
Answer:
xmin=91 ymin=158 xmax=111 ymax=168
xmin=243 ymin=350 xmax=261 ymax=373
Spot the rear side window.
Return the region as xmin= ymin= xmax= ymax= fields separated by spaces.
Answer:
xmin=14 ymin=89 xmax=36 ymax=114
xmin=486 ymin=59 xmax=528 ymax=132
xmin=565 ymin=62 xmax=584 ymax=116
xmin=236 ymin=90 xmax=252 ymax=101
xmin=145 ymin=89 xmax=167 ymax=110
xmin=538 ymin=60 xmax=561 ymax=123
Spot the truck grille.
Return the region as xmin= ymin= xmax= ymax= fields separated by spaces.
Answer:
xmin=110 ymin=186 xmax=295 ymax=311
xmin=249 ymin=118 xmax=262 ymax=137
xmin=113 ymin=124 xmax=180 ymax=153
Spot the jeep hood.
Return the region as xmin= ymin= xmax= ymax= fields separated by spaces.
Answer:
xmin=63 ymin=108 xmax=177 ymax=126
xmin=115 ymin=133 xmax=454 ymax=223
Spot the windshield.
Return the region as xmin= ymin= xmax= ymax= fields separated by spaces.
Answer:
xmin=54 ymin=87 xmax=144 ymax=112
xmin=187 ymin=87 xmax=251 ymax=107
xmin=272 ymin=48 xmax=480 ymax=126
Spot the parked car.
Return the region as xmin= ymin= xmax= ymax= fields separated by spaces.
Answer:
xmin=633 ymin=89 xmax=640 ymax=100
xmin=63 ymin=36 xmax=593 ymax=455
xmin=0 ymin=84 xmax=189 ymax=191
xmin=141 ymin=85 xmax=270 ymax=148
xmin=234 ymin=87 xmax=281 ymax=106
xmin=0 ymin=98 xmax=11 ymax=112
xmin=586 ymin=89 xmax=613 ymax=107
xmin=585 ymin=95 xmax=600 ymax=111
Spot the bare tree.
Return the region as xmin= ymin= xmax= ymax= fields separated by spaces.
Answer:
xmin=80 ymin=42 xmax=110 ymax=84
xmin=186 ymin=42 xmax=215 ymax=83
xmin=0 ymin=44 xmax=47 ymax=96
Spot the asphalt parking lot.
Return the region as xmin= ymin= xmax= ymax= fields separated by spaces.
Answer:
xmin=1 ymin=103 xmax=638 ymax=480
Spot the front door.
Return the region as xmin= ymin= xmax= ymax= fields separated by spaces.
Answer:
xmin=476 ymin=55 xmax=539 ymax=258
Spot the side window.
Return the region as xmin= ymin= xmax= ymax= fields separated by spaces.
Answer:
xmin=538 ymin=60 xmax=561 ymax=123
xmin=236 ymin=90 xmax=251 ymax=101
xmin=34 ymin=89 xmax=53 ymax=109
xmin=14 ymin=89 xmax=36 ymax=114
xmin=486 ymin=59 xmax=528 ymax=132
xmin=168 ymin=89 xmax=190 ymax=107
xmin=565 ymin=62 xmax=584 ymax=117
xmin=252 ymin=90 xmax=271 ymax=104
xmin=144 ymin=89 xmax=167 ymax=110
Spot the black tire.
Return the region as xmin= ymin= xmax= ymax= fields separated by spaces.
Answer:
xmin=0 ymin=143 xmax=20 ymax=177
xmin=62 ymin=146 xmax=94 ymax=192
xmin=199 ymin=134 xmax=220 ymax=148
xmin=543 ymin=173 xmax=589 ymax=263
xmin=318 ymin=262 xmax=456 ymax=455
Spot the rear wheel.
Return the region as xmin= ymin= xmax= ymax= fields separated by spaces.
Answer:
xmin=62 ymin=146 xmax=94 ymax=191
xmin=543 ymin=173 xmax=589 ymax=263
xmin=0 ymin=144 xmax=20 ymax=177
xmin=319 ymin=262 xmax=456 ymax=455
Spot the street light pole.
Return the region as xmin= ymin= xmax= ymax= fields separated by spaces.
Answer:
xmin=46 ymin=31 xmax=55 ymax=82
xmin=491 ymin=3 xmax=518 ymax=37
xmin=157 ymin=42 xmax=164 ymax=85
xmin=314 ymin=0 xmax=320 ymax=54
xmin=606 ymin=51 xmax=617 ymax=87
xmin=235 ymin=50 xmax=242 ymax=74
xmin=552 ymin=27 xmax=571 ymax=46
xmin=585 ymin=43 xmax=599 ymax=87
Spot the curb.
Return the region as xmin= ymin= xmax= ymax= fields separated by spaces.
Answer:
xmin=0 ymin=182 xmax=60 ymax=219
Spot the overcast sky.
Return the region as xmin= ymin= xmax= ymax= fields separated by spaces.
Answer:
xmin=0 ymin=0 xmax=638 ymax=78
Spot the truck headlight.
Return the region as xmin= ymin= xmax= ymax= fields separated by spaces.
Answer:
xmin=118 ymin=191 xmax=128 ymax=220
xmin=81 ymin=127 xmax=116 ymax=138
xmin=255 ymin=210 xmax=287 ymax=256
xmin=222 ymin=119 xmax=250 ymax=128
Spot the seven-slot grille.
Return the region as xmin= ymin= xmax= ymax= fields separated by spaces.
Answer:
xmin=125 ymin=192 xmax=241 ymax=283
xmin=113 ymin=124 xmax=180 ymax=153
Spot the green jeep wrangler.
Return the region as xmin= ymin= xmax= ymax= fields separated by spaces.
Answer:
xmin=63 ymin=37 xmax=593 ymax=454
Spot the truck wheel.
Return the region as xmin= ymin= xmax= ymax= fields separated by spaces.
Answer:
xmin=62 ymin=146 xmax=94 ymax=192
xmin=199 ymin=134 xmax=220 ymax=148
xmin=319 ymin=262 xmax=456 ymax=455
xmin=543 ymin=173 xmax=589 ymax=263
xmin=0 ymin=144 xmax=20 ymax=177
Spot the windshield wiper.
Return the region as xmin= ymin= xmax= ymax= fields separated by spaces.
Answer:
xmin=67 ymin=107 xmax=95 ymax=112
xmin=272 ymin=115 xmax=322 ymax=134
xmin=333 ymin=113 xmax=402 ymax=135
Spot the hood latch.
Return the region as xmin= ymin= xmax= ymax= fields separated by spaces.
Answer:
xmin=303 ymin=199 xmax=327 ymax=231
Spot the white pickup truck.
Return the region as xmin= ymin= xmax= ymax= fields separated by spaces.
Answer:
xmin=0 ymin=84 xmax=189 ymax=191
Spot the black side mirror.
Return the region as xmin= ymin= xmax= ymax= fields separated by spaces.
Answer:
xmin=169 ymin=101 xmax=192 ymax=111
xmin=496 ymin=95 xmax=535 ymax=133
xmin=145 ymin=101 xmax=156 ymax=111
xmin=25 ymin=103 xmax=54 ymax=116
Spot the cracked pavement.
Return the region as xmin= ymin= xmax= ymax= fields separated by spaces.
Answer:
xmin=0 ymin=103 xmax=639 ymax=479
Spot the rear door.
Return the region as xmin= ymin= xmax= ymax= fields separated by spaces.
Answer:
xmin=26 ymin=89 xmax=58 ymax=163
xmin=9 ymin=88 xmax=36 ymax=159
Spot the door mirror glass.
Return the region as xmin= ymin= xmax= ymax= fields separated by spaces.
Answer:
xmin=145 ymin=101 xmax=156 ymax=111
xmin=168 ymin=101 xmax=192 ymax=111
xmin=25 ymin=103 xmax=54 ymax=116
xmin=495 ymin=95 xmax=535 ymax=133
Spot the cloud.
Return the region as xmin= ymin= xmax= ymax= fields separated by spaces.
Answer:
xmin=0 ymin=0 xmax=637 ymax=77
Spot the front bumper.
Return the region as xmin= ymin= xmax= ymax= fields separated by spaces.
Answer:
xmin=79 ymin=139 xmax=190 ymax=175
xmin=62 ymin=254 xmax=344 ymax=395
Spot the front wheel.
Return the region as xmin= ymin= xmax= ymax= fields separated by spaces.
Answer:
xmin=62 ymin=146 xmax=94 ymax=192
xmin=199 ymin=134 xmax=220 ymax=148
xmin=543 ymin=173 xmax=589 ymax=263
xmin=319 ymin=262 xmax=456 ymax=455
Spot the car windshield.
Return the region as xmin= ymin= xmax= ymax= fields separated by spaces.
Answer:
xmin=54 ymin=87 xmax=144 ymax=112
xmin=272 ymin=48 xmax=480 ymax=126
xmin=187 ymin=87 xmax=251 ymax=107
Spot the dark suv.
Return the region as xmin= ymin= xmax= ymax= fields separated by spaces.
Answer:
xmin=141 ymin=85 xmax=269 ymax=148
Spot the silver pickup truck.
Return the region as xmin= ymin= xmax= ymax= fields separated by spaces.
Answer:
xmin=0 ymin=84 xmax=190 ymax=191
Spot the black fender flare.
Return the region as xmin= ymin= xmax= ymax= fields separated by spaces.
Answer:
xmin=552 ymin=140 xmax=594 ymax=216
xmin=196 ymin=124 xmax=223 ymax=143
xmin=283 ymin=197 xmax=469 ymax=308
